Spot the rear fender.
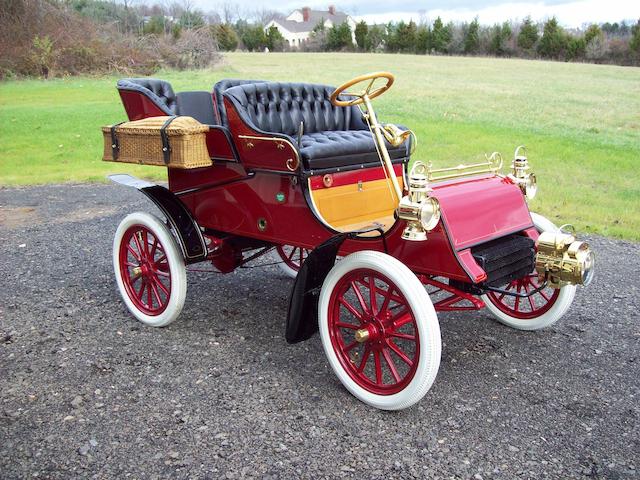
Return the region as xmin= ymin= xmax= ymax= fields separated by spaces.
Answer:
xmin=109 ymin=174 xmax=207 ymax=264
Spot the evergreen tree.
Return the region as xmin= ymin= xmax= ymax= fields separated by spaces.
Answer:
xmin=464 ymin=17 xmax=480 ymax=54
xmin=517 ymin=16 xmax=538 ymax=52
xmin=416 ymin=25 xmax=431 ymax=54
xmin=326 ymin=21 xmax=352 ymax=50
xmin=241 ymin=25 xmax=267 ymax=51
xmin=265 ymin=25 xmax=285 ymax=51
xmin=431 ymin=17 xmax=451 ymax=53
xmin=211 ymin=23 xmax=239 ymax=51
xmin=537 ymin=17 xmax=568 ymax=59
xmin=566 ymin=36 xmax=586 ymax=61
xmin=395 ymin=21 xmax=417 ymax=52
xmin=489 ymin=22 xmax=512 ymax=56
xmin=631 ymin=19 xmax=640 ymax=56
xmin=584 ymin=24 xmax=602 ymax=45
xmin=355 ymin=20 xmax=368 ymax=51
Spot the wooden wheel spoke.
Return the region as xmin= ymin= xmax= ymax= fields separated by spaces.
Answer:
xmin=382 ymin=347 xmax=401 ymax=383
xmin=127 ymin=244 xmax=141 ymax=261
xmin=133 ymin=233 xmax=145 ymax=260
xmin=358 ymin=346 xmax=371 ymax=373
xmin=369 ymin=276 xmax=378 ymax=314
xmin=387 ymin=340 xmax=414 ymax=366
xmin=338 ymin=297 xmax=364 ymax=321
xmin=391 ymin=309 xmax=411 ymax=329
xmin=350 ymin=280 xmax=370 ymax=315
xmin=336 ymin=321 xmax=359 ymax=330
xmin=150 ymin=281 xmax=162 ymax=306
xmin=373 ymin=350 xmax=382 ymax=385
xmin=344 ymin=341 xmax=358 ymax=353
xmin=389 ymin=331 xmax=415 ymax=341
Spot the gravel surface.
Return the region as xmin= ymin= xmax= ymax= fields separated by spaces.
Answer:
xmin=1 ymin=183 xmax=638 ymax=479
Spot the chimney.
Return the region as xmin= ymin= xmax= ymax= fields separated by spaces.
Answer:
xmin=328 ymin=5 xmax=336 ymax=15
xmin=302 ymin=6 xmax=310 ymax=22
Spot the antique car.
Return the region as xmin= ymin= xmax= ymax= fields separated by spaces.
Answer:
xmin=107 ymin=73 xmax=594 ymax=410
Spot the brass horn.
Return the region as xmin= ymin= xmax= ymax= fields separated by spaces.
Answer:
xmin=381 ymin=123 xmax=412 ymax=147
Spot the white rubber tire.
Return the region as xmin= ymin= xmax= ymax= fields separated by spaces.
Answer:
xmin=480 ymin=213 xmax=576 ymax=331
xmin=318 ymin=251 xmax=441 ymax=410
xmin=113 ymin=212 xmax=187 ymax=327
xmin=277 ymin=259 xmax=299 ymax=279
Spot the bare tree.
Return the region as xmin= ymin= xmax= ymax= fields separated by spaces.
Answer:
xmin=219 ymin=1 xmax=239 ymax=24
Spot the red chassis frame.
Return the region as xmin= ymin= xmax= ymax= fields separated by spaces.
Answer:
xmin=118 ymin=87 xmax=538 ymax=314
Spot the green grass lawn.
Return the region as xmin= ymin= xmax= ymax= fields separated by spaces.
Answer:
xmin=1 ymin=52 xmax=639 ymax=240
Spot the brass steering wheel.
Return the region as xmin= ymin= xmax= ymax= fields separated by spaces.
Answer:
xmin=330 ymin=71 xmax=395 ymax=107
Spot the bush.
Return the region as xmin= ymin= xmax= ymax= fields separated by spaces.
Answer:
xmin=566 ymin=36 xmax=586 ymax=61
xmin=265 ymin=25 xmax=285 ymax=52
xmin=241 ymin=25 xmax=267 ymax=51
xmin=212 ymin=23 xmax=239 ymax=51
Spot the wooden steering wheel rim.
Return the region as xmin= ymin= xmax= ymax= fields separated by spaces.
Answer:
xmin=330 ymin=71 xmax=395 ymax=107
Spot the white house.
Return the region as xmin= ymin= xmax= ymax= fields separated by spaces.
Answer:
xmin=264 ymin=5 xmax=357 ymax=48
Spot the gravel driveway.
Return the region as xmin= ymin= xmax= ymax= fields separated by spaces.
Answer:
xmin=1 ymin=184 xmax=638 ymax=479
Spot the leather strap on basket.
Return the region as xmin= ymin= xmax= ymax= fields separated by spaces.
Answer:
xmin=110 ymin=122 xmax=125 ymax=160
xmin=160 ymin=116 xmax=179 ymax=165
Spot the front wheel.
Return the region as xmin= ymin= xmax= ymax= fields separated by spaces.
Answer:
xmin=276 ymin=245 xmax=310 ymax=278
xmin=113 ymin=212 xmax=187 ymax=327
xmin=480 ymin=213 xmax=576 ymax=330
xmin=318 ymin=251 xmax=441 ymax=410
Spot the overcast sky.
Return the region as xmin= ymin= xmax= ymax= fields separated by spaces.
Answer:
xmin=194 ymin=0 xmax=639 ymax=28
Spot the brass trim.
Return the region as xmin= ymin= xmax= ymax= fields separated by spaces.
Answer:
xmin=238 ymin=134 xmax=301 ymax=172
xmin=426 ymin=152 xmax=503 ymax=182
xmin=322 ymin=174 xmax=333 ymax=188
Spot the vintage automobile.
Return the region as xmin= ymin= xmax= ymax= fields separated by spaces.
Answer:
xmin=108 ymin=73 xmax=594 ymax=410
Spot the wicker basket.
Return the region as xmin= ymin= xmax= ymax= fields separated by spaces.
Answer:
xmin=102 ymin=116 xmax=212 ymax=169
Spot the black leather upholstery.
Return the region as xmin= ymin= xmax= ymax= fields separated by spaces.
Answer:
xmin=223 ymin=82 xmax=409 ymax=171
xmin=117 ymin=78 xmax=177 ymax=115
xmin=213 ymin=79 xmax=265 ymax=126
xmin=176 ymin=91 xmax=217 ymax=125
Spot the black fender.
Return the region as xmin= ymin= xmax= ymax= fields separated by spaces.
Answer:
xmin=109 ymin=174 xmax=207 ymax=264
xmin=285 ymin=233 xmax=347 ymax=343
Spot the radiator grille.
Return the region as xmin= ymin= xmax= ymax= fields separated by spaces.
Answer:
xmin=471 ymin=234 xmax=535 ymax=287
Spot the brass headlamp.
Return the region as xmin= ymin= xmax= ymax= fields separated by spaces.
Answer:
xmin=396 ymin=162 xmax=441 ymax=241
xmin=535 ymin=226 xmax=595 ymax=288
xmin=508 ymin=145 xmax=537 ymax=200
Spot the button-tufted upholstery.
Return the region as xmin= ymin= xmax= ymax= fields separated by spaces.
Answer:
xmin=223 ymin=82 xmax=410 ymax=171
xmin=213 ymin=79 xmax=265 ymax=126
xmin=117 ymin=78 xmax=177 ymax=115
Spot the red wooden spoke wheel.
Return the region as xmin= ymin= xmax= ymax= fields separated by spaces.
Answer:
xmin=481 ymin=213 xmax=577 ymax=331
xmin=119 ymin=224 xmax=172 ymax=316
xmin=113 ymin=212 xmax=187 ymax=327
xmin=328 ymin=268 xmax=420 ymax=395
xmin=319 ymin=251 xmax=441 ymax=410
xmin=486 ymin=273 xmax=560 ymax=320
xmin=276 ymin=244 xmax=310 ymax=278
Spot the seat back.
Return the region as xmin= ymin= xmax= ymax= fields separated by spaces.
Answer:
xmin=223 ymin=82 xmax=366 ymax=137
xmin=117 ymin=78 xmax=177 ymax=116
xmin=213 ymin=79 xmax=265 ymax=125
xmin=176 ymin=91 xmax=217 ymax=125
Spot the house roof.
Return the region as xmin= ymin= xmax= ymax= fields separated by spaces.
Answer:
xmin=270 ymin=9 xmax=351 ymax=33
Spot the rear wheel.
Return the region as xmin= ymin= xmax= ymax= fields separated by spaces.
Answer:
xmin=113 ymin=212 xmax=186 ymax=327
xmin=276 ymin=245 xmax=310 ymax=278
xmin=481 ymin=213 xmax=576 ymax=330
xmin=318 ymin=251 xmax=441 ymax=410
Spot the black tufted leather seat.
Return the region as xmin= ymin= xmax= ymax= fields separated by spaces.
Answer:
xmin=223 ymin=82 xmax=410 ymax=171
xmin=213 ymin=79 xmax=265 ymax=126
xmin=117 ymin=78 xmax=178 ymax=115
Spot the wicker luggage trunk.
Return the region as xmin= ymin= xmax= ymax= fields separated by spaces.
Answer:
xmin=102 ymin=116 xmax=212 ymax=169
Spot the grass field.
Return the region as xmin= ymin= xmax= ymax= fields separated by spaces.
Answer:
xmin=1 ymin=52 xmax=639 ymax=240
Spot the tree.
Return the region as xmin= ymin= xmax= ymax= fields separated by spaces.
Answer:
xmin=388 ymin=21 xmax=417 ymax=53
xmin=179 ymin=9 xmax=205 ymax=29
xmin=517 ymin=16 xmax=538 ymax=52
xmin=416 ymin=25 xmax=431 ymax=54
xmin=366 ymin=24 xmax=386 ymax=52
xmin=143 ymin=15 xmax=166 ymax=35
xmin=211 ymin=23 xmax=238 ymax=51
xmin=355 ymin=20 xmax=368 ymax=51
xmin=241 ymin=25 xmax=266 ymax=51
xmin=631 ymin=19 xmax=640 ymax=57
xmin=566 ymin=36 xmax=586 ymax=61
xmin=431 ymin=17 xmax=451 ymax=53
xmin=326 ymin=21 xmax=352 ymax=51
xmin=584 ymin=23 xmax=605 ymax=61
xmin=265 ymin=25 xmax=285 ymax=51
xmin=584 ymin=24 xmax=602 ymax=45
xmin=464 ymin=17 xmax=480 ymax=54
xmin=489 ymin=22 xmax=512 ymax=56
xmin=537 ymin=17 xmax=567 ymax=59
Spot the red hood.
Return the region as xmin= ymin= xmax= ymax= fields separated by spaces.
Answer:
xmin=430 ymin=174 xmax=534 ymax=251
